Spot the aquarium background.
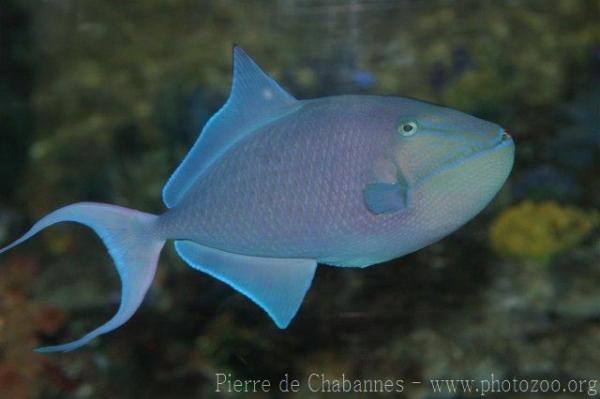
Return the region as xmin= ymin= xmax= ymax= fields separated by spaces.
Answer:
xmin=1 ymin=0 xmax=599 ymax=398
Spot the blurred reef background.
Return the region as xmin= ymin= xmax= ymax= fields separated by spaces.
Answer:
xmin=0 ymin=0 xmax=599 ymax=398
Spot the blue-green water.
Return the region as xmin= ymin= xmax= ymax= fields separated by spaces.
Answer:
xmin=0 ymin=1 xmax=598 ymax=397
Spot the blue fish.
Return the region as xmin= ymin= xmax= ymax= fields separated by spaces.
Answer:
xmin=0 ymin=47 xmax=514 ymax=352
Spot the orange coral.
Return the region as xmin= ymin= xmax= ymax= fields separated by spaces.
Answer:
xmin=0 ymin=256 xmax=69 ymax=398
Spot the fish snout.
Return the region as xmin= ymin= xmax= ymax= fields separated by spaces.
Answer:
xmin=499 ymin=129 xmax=514 ymax=146
xmin=487 ymin=128 xmax=513 ymax=149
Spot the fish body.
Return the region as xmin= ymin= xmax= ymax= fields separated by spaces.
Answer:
xmin=0 ymin=47 xmax=514 ymax=352
xmin=161 ymin=94 xmax=512 ymax=266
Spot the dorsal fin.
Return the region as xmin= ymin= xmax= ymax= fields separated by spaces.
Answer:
xmin=162 ymin=46 xmax=298 ymax=208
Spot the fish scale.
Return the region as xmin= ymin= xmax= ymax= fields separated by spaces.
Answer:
xmin=0 ymin=46 xmax=514 ymax=351
xmin=164 ymin=100 xmax=372 ymax=255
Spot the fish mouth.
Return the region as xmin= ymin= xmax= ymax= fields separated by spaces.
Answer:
xmin=490 ymin=129 xmax=514 ymax=152
xmin=451 ymin=128 xmax=514 ymax=168
xmin=414 ymin=128 xmax=514 ymax=189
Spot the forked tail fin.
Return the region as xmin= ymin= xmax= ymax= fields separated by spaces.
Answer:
xmin=0 ymin=202 xmax=165 ymax=352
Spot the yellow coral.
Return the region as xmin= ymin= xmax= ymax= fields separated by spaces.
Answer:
xmin=489 ymin=201 xmax=599 ymax=261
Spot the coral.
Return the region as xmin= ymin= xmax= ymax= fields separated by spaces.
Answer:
xmin=489 ymin=201 xmax=599 ymax=262
xmin=0 ymin=256 xmax=69 ymax=398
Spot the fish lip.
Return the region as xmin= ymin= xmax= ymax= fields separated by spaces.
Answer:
xmin=492 ymin=128 xmax=514 ymax=149
xmin=462 ymin=128 xmax=515 ymax=163
xmin=486 ymin=128 xmax=512 ymax=148
xmin=413 ymin=128 xmax=514 ymax=189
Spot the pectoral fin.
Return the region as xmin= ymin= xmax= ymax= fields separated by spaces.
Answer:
xmin=363 ymin=182 xmax=410 ymax=214
xmin=175 ymin=241 xmax=316 ymax=328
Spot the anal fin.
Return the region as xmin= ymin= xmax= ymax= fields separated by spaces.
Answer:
xmin=175 ymin=241 xmax=316 ymax=328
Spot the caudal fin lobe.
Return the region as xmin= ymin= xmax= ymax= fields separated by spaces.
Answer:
xmin=0 ymin=202 xmax=165 ymax=352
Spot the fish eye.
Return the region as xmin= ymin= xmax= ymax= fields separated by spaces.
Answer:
xmin=398 ymin=121 xmax=418 ymax=137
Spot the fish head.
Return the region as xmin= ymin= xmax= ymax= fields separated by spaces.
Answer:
xmin=376 ymin=96 xmax=514 ymax=219
xmin=384 ymin=98 xmax=513 ymax=186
